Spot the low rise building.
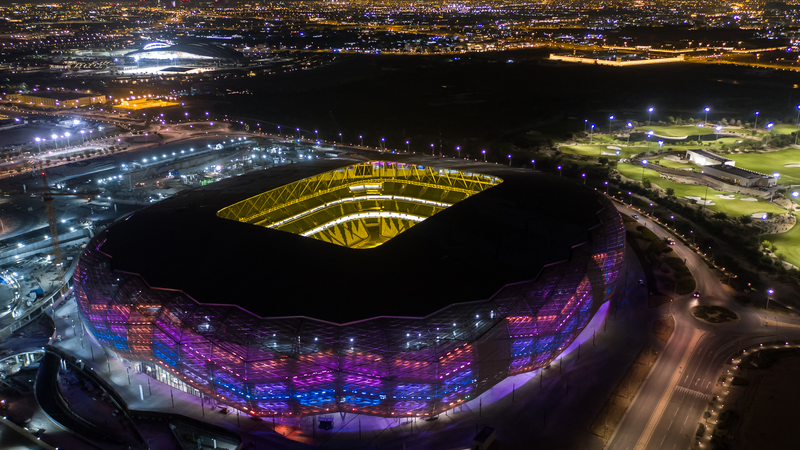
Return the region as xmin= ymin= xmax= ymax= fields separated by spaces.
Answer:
xmin=702 ymin=164 xmax=776 ymax=187
xmin=6 ymin=91 xmax=106 ymax=109
xmin=687 ymin=149 xmax=735 ymax=166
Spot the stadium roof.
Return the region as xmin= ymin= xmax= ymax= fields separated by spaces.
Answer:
xmin=98 ymin=159 xmax=607 ymax=324
xmin=126 ymin=42 xmax=244 ymax=60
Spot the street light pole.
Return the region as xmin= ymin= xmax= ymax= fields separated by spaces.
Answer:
xmin=482 ymin=149 xmax=486 ymax=162
xmin=753 ymin=111 xmax=759 ymax=134
xmin=558 ymin=165 xmax=562 ymax=177
xmin=795 ymin=104 xmax=800 ymax=145
xmin=590 ymin=124 xmax=595 ymax=144
xmin=647 ymin=107 xmax=654 ymax=126
xmin=704 ymin=106 xmax=710 ymax=125
xmin=508 ymin=154 xmax=512 ymax=166
xmin=641 ymin=159 xmax=648 ymax=182
xmin=431 ymin=143 xmax=435 ymax=156
xmin=626 ymin=122 xmax=633 ymax=147
xmin=406 ymin=141 xmax=410 ymax=153
xmin=608 ymin=115 xmax=614 ymax=135
xmin=531 ymin=159 xmax=536 ymax=170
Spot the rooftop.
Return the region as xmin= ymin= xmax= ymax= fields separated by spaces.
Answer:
xmin=705 ymin=163 xmax=772 ymax=179
xmin=98 ymin=159 xmax=607 ymax=324
xmin=688 ymin=149 xmax=732 ymax=163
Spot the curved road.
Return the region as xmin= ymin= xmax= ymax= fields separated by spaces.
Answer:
xmin=608 ymin=202 xmax=800 ymax=450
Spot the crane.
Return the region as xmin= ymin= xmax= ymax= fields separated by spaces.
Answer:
xmin=2 ymin=172 xmax=79 ymax=297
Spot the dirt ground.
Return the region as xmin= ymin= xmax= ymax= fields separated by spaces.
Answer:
xmin=653 ymin=316 xmax=675 ymax=343
xmin=590 ymin=346 xmax=659 ymax=444
xmin=734 ymin=355 xmax=800 ymax=450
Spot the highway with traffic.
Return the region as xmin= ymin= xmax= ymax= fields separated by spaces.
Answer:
xmin=608 ymin=202 xmax=800 ymax=450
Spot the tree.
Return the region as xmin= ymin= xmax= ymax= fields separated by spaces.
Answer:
xmin=665 ymin=188 xmax=675 ymax=197
xmin=598 ymin=157 xmax=609 ymax=165
xmin=713 ymin=212 xmax=728 ymax=220
xmin=642 ymin=178 xmax=652 ymax=188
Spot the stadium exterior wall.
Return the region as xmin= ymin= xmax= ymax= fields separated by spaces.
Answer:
xmin=74 ymin=195 xmax=624 ymax=418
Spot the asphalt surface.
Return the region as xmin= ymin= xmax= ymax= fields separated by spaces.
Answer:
xmin=608 ymin=202 xmax=800 ymax=450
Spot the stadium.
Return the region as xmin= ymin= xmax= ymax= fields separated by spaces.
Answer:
xmin=74 ymin=159 xmax=625 ymax=418
xmin=125 ymin=42 xmax=244 ymax=62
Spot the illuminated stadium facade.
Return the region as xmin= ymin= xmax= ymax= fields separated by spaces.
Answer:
xmin=125 ymin=42 xmax=244 ymax=61
xmin=74 ymin=160 xmax=624 ymax=418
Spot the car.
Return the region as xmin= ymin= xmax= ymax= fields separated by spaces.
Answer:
xmin=639 ymin=279 xmax=645 ymax=286
xmin=693 ymin=291 xmax=701 ymax=298
xmin=632 ymin=214 xmax=638 ymax=219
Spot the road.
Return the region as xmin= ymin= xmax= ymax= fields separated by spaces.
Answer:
xmin=608 ymin=202 xmax=800 ymax=450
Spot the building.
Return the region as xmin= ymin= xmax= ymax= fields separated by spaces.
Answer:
xmin=125 ymin=42 xmax=244 ymax=62
xmin=702 ymin=164 xmax=777 ymax=187
xmin=74 ymin=160 xmax=625 ymax=418
xmin=686 ymin=149 xmax=735 ymax=167
xmin=6 ymin=91 xmax=107 ymax=109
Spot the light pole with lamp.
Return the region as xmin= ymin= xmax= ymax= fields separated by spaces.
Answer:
xmin=753 ymin=111 xmax=759 ymax=134
xmin=380 ymin=137 xmax=385 ymax=152
xmin=704 ymin=106 xmax=710 ymax=125
xmin=765 ymin=122 xmax=774 ymax=147
xmin=770 ymin=173 xmax=780 ymax=202
xmin=760 ymin=213 xmax=768 ymax=236
xmin=338 ymin=132 xmax=342 ymax=144
xmin=647 ymin=107 xmax=654 ymax=125
xmin=646 ymin=130 xmax=654 ymax=150
xmin=657 ymin=140 xmax=664 ymax=153
xmin=456 ymin=146 xmax=461 ymax=158
xmin=558 ymin=165 xmax=562 ymax=177
xmin=508 ymin=154 xmax=512 ymax=166
xmin=51 ymin=134 xmax=58 ymax=149
xmin=715 ymin=125 xmax=722 ymax=141
xmin=604 ymin=181 xmax=609 ymax=194
xmin=628 ymin=191 xmax=632 ymax=205
xmin=35 ymin=137 xmax=41 ymax=153
xmin=766 ymin=288 xmax=774 ymax=325
xmin=590 ymin=124 xmax=595 ymax=144
xmin=80 ymin=129 xmax=85 ymax=144
xmin=531 ymin=159 xmax=536 ymax=170
xmin=641 ymin=159 xmax=648 ymax=181
xmin=608 ymin=115 xmax=614 ymax=135
xmin=582 ymin=173 xmax=586 ymax=184
xmin=482 ymin=149 xmax=486 ymax=162
xmin=406 ymin=141 xmax=410 ymax=153
xmin=626 ymin=122 xmax=633 ymax=147
xmin=584 ymin=119 xmax=588 ymax=133
xmin=359 ymin=135 xmax=363 ymax=146
xmin=431 ymin=143 xmax=435 ymax=156
xmin=64 ymin=131 xmax=70 ymax=147
xmin=795 ymin=104 xmax=800 ymax=145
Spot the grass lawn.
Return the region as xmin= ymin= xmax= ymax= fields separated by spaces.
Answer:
xmin=770 ymin=124 xmax=798 ymax=135
xmin=765 ymin=215 xmax=800 ymax=268
xmin=635 ymin=125 xmax=716 ymax=137
xmin=726 ymin=148 xmax=800 ymax=185
xmin=615 ymin=163 xmax=786 ymax=217
xmin=560 ymin=144 xmax=645 ymax=159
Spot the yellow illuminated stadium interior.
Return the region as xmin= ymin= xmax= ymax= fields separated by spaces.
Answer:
xmin=217 ymin=161 xmax=503 ymax=249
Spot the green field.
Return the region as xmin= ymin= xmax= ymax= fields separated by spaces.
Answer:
xmin=636 ymin=125 xmax=716 ymax=137
xmin=726 ymin=149 xmax=800 ymax=185
xmin=560 ymin=144 xmax=645 ymax=159
xmin=769 ymin=124 xmax=799 ymax=135
xmin=616 ymin=163 xmax=786 ymax=217
xmin=765 ymin=216 xmax=800 ymax=268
